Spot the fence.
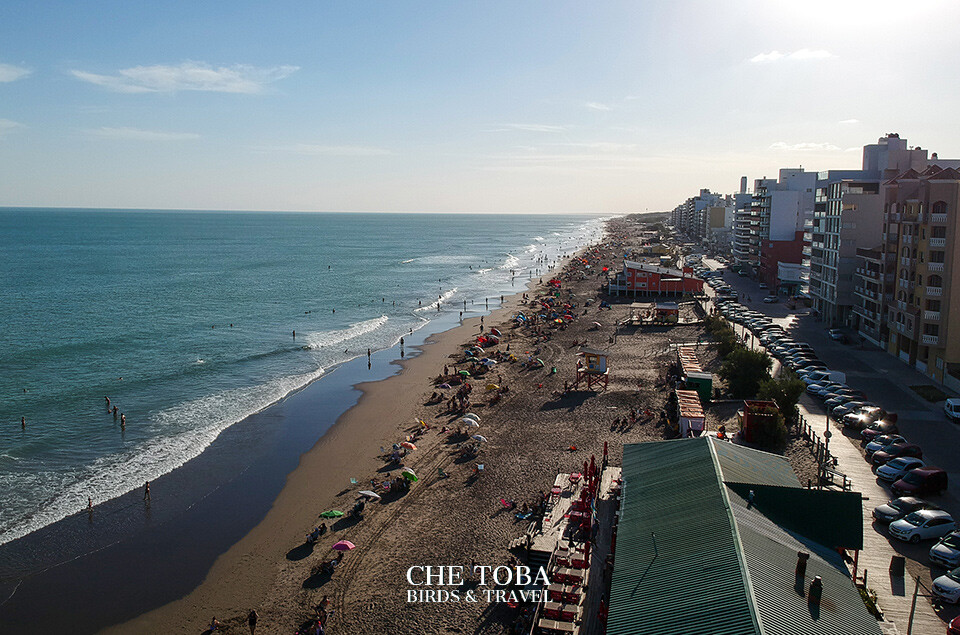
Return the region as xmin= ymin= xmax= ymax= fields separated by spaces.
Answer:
xmin=797 ymin=413 xmax=851 ymax=491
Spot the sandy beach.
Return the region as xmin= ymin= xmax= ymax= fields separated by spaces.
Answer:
xmin=106 ymin=215 xmax=817 ymax=634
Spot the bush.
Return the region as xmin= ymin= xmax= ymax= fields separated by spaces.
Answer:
xmin=753 ymin=410 xmax=788 ymax=452
xmin=704 ymin=315 xmax=742 ymax=358
xmin=718 ymin=348 xmax=772 ymax=398
xmin=758 ymin=374 xmax=807 ymax=430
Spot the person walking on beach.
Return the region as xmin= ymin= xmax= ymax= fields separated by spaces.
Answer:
xmin=143 ymin=481 xmax=151 ymax=501
xmin=247 ymin=609 xmax=258 ymax=634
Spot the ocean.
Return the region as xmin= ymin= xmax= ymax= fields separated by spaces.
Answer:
xmin=0 ymin=209 xmax=609 ymax=546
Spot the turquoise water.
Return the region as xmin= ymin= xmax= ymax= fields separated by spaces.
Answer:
xmin=0 ymin=209 xmax=607 ymax=545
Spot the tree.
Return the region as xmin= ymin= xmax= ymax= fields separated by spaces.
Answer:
xmin=704 ymin=315 xmax=741 ymax=358
xmin=717 ymin=348 xmax=772 ymax=398
xmin=753 ymin=409 xmax=788 ymax=452
xmin=757 ymin=373 xmax=807 ymax=431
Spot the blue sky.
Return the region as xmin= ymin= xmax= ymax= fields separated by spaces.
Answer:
xmin=2 ymin=0 xmax=959 ymax=213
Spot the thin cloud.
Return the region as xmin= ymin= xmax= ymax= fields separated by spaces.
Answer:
xmin=268 ymin=143 xmax=393 ymax=156
xmin=488 ymin=123 xmax=567 ymax=133
xmin=586 ymin=102 xmax=612 ymax=111
xmin=839 ymin=119 xmax=860 ymax=125
xmin=769 ymin=141 xmax=841 ymax=152
xmin=0 ymin=63 xmax=31 ymax=83
xmin=549 ymin=142 xmax=638 ymax=152
xmin=750 ymin=49 xmax=834 ymax=63
xmin=89 ymin=127 xmax=200 ymax=141
xmin=0 ymin=118 xmax=24 ymax=137
xmin=70 ymin=62 xmax=299 ymax=94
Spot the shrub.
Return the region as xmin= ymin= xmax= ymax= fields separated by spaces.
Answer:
xmin=718 ymin=348 xmax=772 ymax=398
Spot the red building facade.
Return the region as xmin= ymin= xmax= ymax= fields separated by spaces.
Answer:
xmin=610 ymin=260 xmax=704 ymax=296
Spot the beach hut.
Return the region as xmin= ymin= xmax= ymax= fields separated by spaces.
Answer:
xmin=676 ymin=389 xmax=705 ymax=437
xmin=676 ymin=345 xmax=713 ymax=403
xmin=653 ymin=301 xmax=679 ymax=324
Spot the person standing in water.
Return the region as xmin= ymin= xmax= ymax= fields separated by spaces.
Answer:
xmin=21 ymin=416 xmax=26 ymax=430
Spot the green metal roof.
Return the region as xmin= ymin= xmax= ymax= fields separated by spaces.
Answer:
xmin=608 ymin=437 xmax=878 ymax=635
xmin=609 ymin=439 xmax=759 ymax=635
xmin=726 ymin=483 xmax=864 ymax=551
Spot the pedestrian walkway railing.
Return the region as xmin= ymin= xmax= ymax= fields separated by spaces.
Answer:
xmin=798 ymin=414 xmax=851 ymax=491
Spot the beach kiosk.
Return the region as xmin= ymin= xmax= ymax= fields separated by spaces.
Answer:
xmin=653 ymin=302 xmax=679 ymax=324
xmin=676 ymin=389 xmax=705 ymax=437
xmin=574 ymin=347 xmax=609 ymax=391
xmin=676 ymin=345 xmax=713 ymax=403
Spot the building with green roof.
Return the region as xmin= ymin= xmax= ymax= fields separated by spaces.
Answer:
xmin=608 ymin=437 xmax=878 ymax=635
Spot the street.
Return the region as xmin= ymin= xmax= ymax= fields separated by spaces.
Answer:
xmin=702 ymin=257 xmax=960 ymax=632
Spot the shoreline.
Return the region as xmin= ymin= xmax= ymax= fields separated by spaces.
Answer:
xmin=0 ymin=227 xmax=589 ymax=633
xmin=108 ymin=255 xmax=559 ymax=633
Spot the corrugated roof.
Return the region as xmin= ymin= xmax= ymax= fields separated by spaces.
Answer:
xmin=609 ymin=438 xmax=878 ymax=635
xmin=711 ymin=438 xmax=800 ymax=489
xmin=729 ymin=490 xmax=881 ymax=635
xmin=726 ymin=483 xmax=864 ymax=551
xmin=676 ymin=389 xmax=704 ymax=419
xmin=609 ymin=439 xmax=759 ymax=635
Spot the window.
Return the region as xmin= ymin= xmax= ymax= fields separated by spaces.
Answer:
xmin=932 ymin=226 xmax=947 ymax=238
xmin=933 ymin=201 xmax=948 ymax=215
xmin=902 ymin=247 xmax=910 ymax=258
xmin=927 ymin=300 xmax=941 ymax=311
xmin=929 ymin=275 xmax=943 ymax=287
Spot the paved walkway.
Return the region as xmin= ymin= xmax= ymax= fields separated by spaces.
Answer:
xmin=799 ymin=397 xmax=947 ymax=635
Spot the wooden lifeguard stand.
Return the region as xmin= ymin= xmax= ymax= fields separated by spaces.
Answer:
xmin=574 ymin=347 xmax=609 ymax=390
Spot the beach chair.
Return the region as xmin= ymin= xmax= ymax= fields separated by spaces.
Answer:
xmin=438 ymin=467 xmax=450 ymax=479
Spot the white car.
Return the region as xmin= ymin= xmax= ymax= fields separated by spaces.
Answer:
xmin=932 ymin=567 xmax=960 ymax=604
xmin=945 ymin=398 xmax=960 ymax=423
xmin=876 ymin=457 xmax=925 ymax=482
xmin=930 ymin=531 xmax=960 ymax=569
xmin=889 ymin=510 xmax=958 ymax=544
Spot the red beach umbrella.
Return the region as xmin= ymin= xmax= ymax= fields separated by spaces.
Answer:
xmin=400 ymin=441 xmax=417 ymax=450
xmin=332 ymin=540 xmax=356 ymax=551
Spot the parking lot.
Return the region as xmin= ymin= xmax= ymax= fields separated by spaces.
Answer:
xmin=700 ymin=256 xmax=960 ymax=632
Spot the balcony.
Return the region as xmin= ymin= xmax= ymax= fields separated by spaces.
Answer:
xmin=856 ymin=267 xmax=880 ymax=279
xmin=928 ymin=286 xmax=943 ymax=297
xmin=901 ymin=257 xmax=912 ymax=267
xmin=854 ymin=286 xmax=878 ymax=300
xmin=922 ymin=334 xmax=940 ymax=346
xmin=902 ymin=234 xmax=914 ymax=245
xmin=895 ymin=321 xmax=914 ymax=335
xmin=897 ymin=300 xmax=908 ymax=310
xmin=928 ymin=262 xmax=945 ymax=273
xmin=854 ymin=305 xmax=878 ymax=321
xmin=924 ymin=310 xmax=941 ymax=321
xmin=931 ymin=213 xmax=947 ymax=223
xmin=930 ymin=237 xmax=946 ymax=247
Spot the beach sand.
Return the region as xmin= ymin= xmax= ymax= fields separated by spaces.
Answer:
xmin=109 ymin=216 xmax=818 ymax=634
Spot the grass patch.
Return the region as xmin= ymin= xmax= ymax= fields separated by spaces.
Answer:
xmin=910 ymin=384 xmax=948 ymax=402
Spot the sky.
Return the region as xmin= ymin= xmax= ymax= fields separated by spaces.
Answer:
xmin=2 ymin=0 xmax=960 ymax=213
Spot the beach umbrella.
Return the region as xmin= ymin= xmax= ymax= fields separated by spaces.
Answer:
xmin=553 ymin=318 xmax=564 ymax=324
xmin=486 ymin=335 xmax=500 ymax=344
xmin=462 ymin=413 xmax=480 ymax=422
xmin=400 ymin=467 xmax=418 ymax=481
xmin=438 ymin=383 xmax=451 ymax=389
xmin=462 ymin=419 xmax=480 ymax=428
xmin=459 ymin=370 xmax=471 ymax=377
xmin=400 ymin=441 xmax=417 ymax=450
xmin=332 ymin=540 xmax=356 ymax=551
xmin=485 ymin=383 xmax=499 ymax=392
xmin=592 ymin=322 xmax=602 ymax=328
xmin=465 ymin=356 xmax=479 ymax=362
xmin=358 ymin=490 xmax=381 ymax=500
xmin=490 ymin=328 xmax=502 ymax=336
xmin=320 ymin=510 xmax=344 ymax=518
xmin=472 ymin=434 xmax=488 ymax=443
xmin=482 ymin=360 xmax=497 ymax=367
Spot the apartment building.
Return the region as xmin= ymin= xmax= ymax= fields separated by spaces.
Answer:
xmin=809 ymin=134 xmax=928 ymax=325
xmin=871 ymin=166 xmax=960 ymax=386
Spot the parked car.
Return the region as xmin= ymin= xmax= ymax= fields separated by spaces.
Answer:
xmin=843 ymin=406 xmax=885 ymax=429
xmin=875 ymin=457 xmax=925 ymax=482
xmin=865 ymin=434 xmax=908 ymax=457
xmin=932 ymin=567 xmax=960 ymax=604
xmin=945 ymin=398 xmax=960 ymax=423
xmin=949 ymin=614 xmax=960 ymax=635
xmin=762 ymin=295 xmax=778 ymax=303
xmin=861 ymin=420 xmax=900 ymax=444
xmin=833 ymin=402 xmax=867 ymax=421
xmin=828 ymin=328 xmax=845 ymax=341
xmin=871 ymin=443 xmax=922 ymax=467
xmin=892 ymin=467 xmax=949 ymax=497
xmin=888 ymin=509 xmax=957 ymax=543
xmin=872 ymin=496 xmax=938 ymax=523
xmin=930 ymin=531 xmax=960 ymax=569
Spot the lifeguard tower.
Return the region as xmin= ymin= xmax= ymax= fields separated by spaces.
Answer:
xmin=574 ymin=347 xmax=609 ymax=391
